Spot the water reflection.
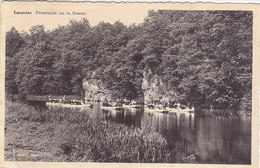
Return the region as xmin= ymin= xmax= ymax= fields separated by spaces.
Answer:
xmin=102 ymin=108 xmax=142 ymax=128
xmin=48 ymin=103 xmax=251 ymax=164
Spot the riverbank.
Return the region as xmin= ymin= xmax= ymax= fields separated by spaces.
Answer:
xmin=5 ymin=101 xmax=171 ymax=162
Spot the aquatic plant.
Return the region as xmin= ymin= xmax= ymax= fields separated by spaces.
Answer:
xmin=5 ymin=101 xmax=171 ymax=162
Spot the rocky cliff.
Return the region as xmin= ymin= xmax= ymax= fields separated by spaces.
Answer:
xmin=83 ymin=79 xmax=113 ymax=102
xmin=83 ymin=72 xmax=179 ymax=104
xmin=142 ymin=71 xmax=178 ymax=104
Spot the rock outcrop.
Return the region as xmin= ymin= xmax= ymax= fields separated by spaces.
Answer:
xmin=83 ymin=70 xmax=179 ymax=104
xmin=142 ymin=71 xmax=178 ymax=104
xmin=83 ymin=79 xmax=113 ymax=102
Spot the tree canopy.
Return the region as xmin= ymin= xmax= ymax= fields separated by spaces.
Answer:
xmin=5 ymin=10 xmax=252 ymax=111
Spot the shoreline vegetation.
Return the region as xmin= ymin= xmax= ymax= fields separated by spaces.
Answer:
xmin=4 ymin=10 xmax=252 ymax=164
xmin=6 ymin=11 xmax=252 ymax=118
xmin=6 ymin=94 xmax=252 ymax=119
xmin=5 ymin=100 xmax=172 ymax=162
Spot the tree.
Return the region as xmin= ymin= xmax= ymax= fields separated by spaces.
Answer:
xmin=5 ymin=27 xmax=25 ymax=94
xmin=6 ymin=12 xmax=252 ymax=112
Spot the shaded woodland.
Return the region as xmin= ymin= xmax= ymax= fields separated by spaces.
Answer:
xmin=6 ymin=10 xmax=252 ymax=112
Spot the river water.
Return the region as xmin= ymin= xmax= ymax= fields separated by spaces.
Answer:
xmin=49 ymin=103 xmax=251 ymax=164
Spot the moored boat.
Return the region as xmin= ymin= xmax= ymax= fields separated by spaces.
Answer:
xmin=144 ymin=104 xmax=169 ymax=113
xmin=122 ymin=102 xmax=142 ymax=109
xmin=46 ymin=98 xmax=63 ymax=106
xmin=123 ymin=104 xmax=139 ymax=108
xmin=167 ymin=104 xmax=195 ymax=114
xmin=46 ymin=102 xmax=62 ymax=106
xmin=47 ymin=98 xmax=93 ymax=108
xmin=101 ymin=102 xmax=123 ymax=110
xmin=145 ymin=103 xmax=195 ymax=114
xmin=62 ymin=103 xmax=93 ymax=108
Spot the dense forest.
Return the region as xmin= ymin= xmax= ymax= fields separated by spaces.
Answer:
xmin=6 ymin=10 xmax=252 ymax=111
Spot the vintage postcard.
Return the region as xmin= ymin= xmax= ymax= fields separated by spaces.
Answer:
xmin=0 ymin=1 xmax=259 ymax=168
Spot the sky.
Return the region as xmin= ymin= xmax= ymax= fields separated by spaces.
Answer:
xmin=3 ymin=2 xmax=152 ymax=32
xmin=2 ymin=1 xmax=259 ymax=32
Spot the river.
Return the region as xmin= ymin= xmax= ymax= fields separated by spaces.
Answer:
xmin=49 ymin=103 xmax=251 ymax=164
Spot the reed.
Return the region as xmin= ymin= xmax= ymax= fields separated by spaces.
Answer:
xmin=5 ymin=101 xmax=172 ymax=162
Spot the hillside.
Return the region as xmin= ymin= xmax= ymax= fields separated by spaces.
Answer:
xmin=6 ymin=10 xmax=252 ymax=111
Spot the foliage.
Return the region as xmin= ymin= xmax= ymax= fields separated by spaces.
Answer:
xmin=5 ymin=11 xmax=252 ymax=111
xmin=5 ymin=27 xmax=25 ymax=94
xmin=5 ymin=101 xmax=171 ymax=162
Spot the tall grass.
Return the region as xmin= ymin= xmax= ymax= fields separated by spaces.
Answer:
xmin=5 ymin=101 xmax=172 ymax=162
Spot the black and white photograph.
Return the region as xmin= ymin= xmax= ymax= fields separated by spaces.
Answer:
xmin=1 ymin=2 xmax=258 ymax=167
